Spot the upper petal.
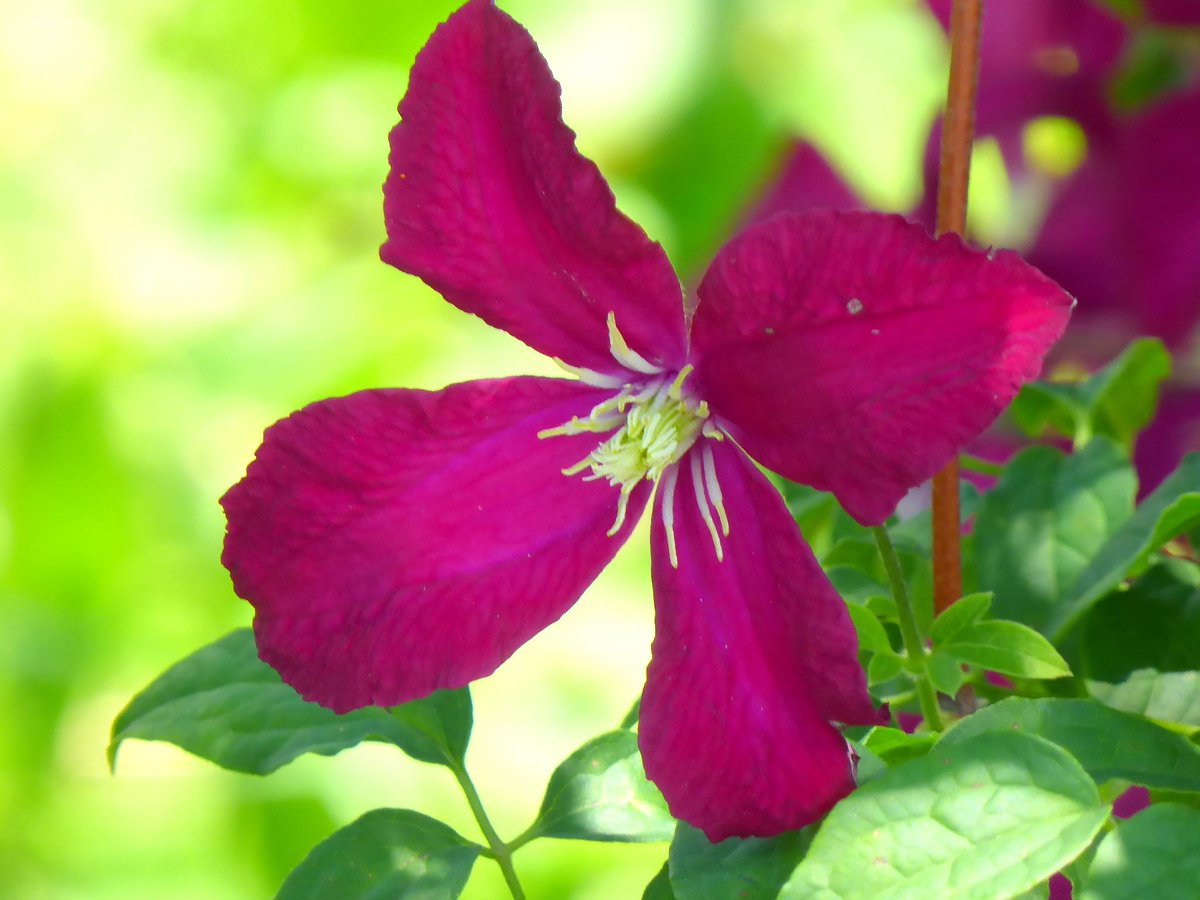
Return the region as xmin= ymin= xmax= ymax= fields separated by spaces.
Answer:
xmin=381 ymin=0 xmax=686 ymax=373
xmin=690 ymin=210 xmax=1072 ymax=524
xmin=639 ymin=440 xmax=880 ymax=841
xmin=221 ymin=377 xmax=648 ymax=712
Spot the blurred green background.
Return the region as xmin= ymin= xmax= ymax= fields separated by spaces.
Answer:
xmin=0 ymin=0 xmax=945 ymax=896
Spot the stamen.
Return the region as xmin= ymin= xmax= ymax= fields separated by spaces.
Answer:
xmin=607 ymin=479 xmax=642 ymax=537
xmin=551 ymin=357 xmax=628 ymax=389
xmin=690 ymin=451 xmax=724 ymax=562
xmin=666 ymin=364 xmax=694 ymax=400
xmin=607 ymin=312 xmax=664 ymax=375
xmin=660 ymin=465 xmax=680 ymax=568
xmin=701 ymin=443 xmax=730 ymax=537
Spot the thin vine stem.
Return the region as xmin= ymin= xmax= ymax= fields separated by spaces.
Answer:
xmin=931 ymin=0 xmax=984 ymax=617
xmin=450 ymin=761 xmax=526 ymax=899
xmin=871 ymin=525 xmax=944 ymax=732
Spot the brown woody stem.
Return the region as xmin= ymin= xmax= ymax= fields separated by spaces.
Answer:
xmin=932 ymin=0 xmax=984 ymax=616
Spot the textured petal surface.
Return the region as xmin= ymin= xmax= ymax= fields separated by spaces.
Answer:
xmin=381 ymin=0 xmax=686 ymax=373
xmin=691 ymin=211 xmax=1072 ymax=524
xmin=222 ymin=377 xmax=648 ymax=712
xmin=640 ymin=440 xmax=879 ymax=841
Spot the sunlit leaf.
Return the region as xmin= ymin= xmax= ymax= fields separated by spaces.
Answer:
xmin=1078 ymin=804 xmax=1200 ymax=900
xmin=939 ymin=620 xmax=1071 ymax=680
xmin=109 ymin=629 xmax=471 ymax=773
xmin=781 ymin=732 xmax=1108 ymax=899
xmin=939 ymin=697 xmax=1200 ymax=791
xmin=1010 ymin=338 xmax=1171 ymax=451
xmin=1053 ymin=456 xmax=1200 ymax=638
xmin=931 ymin=592 xmax=992 ymax=644
xmin=975 ymin=439 xmax=1135 ymax=634
xmin=275 ymin=809 xmax=480 ymax=900
xmin=527 ymin=730 xmax=675 ymax=843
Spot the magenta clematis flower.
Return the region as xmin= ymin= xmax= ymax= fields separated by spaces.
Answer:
xmin=221 ymin=0 xmax=1072 ymax=839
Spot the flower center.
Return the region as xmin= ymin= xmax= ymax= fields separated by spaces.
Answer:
xmin=538 ymin=314 xmax=730 ymax=567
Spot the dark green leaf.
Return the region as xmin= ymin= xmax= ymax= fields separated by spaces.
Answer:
xmin=528 ymin=730 xmax=674 ymax=843
xmin=861 ymin=726 xmax=936 ymax=765
xmin=1087 ymin=670 xmax=1200 ymax=729
xmin=275 ymin=809 xmax=480 ymax=900
xmin=388 ymin=689 xmax=473 ymax=767
xmin=642 ymin=862 xmax=677 ymax=900
xmin=669 ymin=823 xmax=810 ymax=900
xmin=782 ymin=732 xmax=1109 ymax=899
xmin=109 ymin=629 xmax=471 ymax=774
xmin=931 ymin=592 xmax=992 ymax=644
xmin=1010 ymin=338 xmax=1170 ymax=450
xmin=939 ymin=620 xmax=1072 ymax=680
xmin=1079 ymin=804 xmax=1200 ymax=900
xmin=939 ymin=697 xmax=1200 ymax=791
xmin=1081 ymin=561 xmax=1200 ymax=682
xmin=975 ymin=439 xmax=1135 ymax=634
xmin=1053 ymin=455 xmax=1200 ymax=639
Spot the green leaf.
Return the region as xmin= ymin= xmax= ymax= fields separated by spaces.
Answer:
xmin=109 ymin=629 xmax=471 ymax=774
xmin=1081 ymin=561 xmax=1200 ymax=683
xmin=1088 ymin=670 xmax=1200 ymax=730
xmin=528 ymin=730 xmax=675 ymax=843
xmin=620 ymin=698 xmax=642 ymax=730
xmin=931 ymin=592 xmax=992 ymax=644
xmin=669 ymin=824 xmax=811 ymax=900
xmin=938 ymin=697 xmax=1200 ymax=791
xmin=1079 ymin=804 xmax=1200 ymax=900
xmin=275 ymin=809 xmax=480 ymax=900
xmin=975 ymin=439 xmax=1135 ymax=634
xmin=867 ymin=650 xmax=904 ymax=686
xmin=861 ymin=726 xmax=937 ymax=766
xmin=388 ymin=688 xmax=473 ymax=767
xmin=939 ymin=620 xmax=1072 ymax=680
xmin=845 ymin=603 xmax=892 ymax=655
xmin=1010 ymin=337 xmax=1171 ymax=450
xmin=643 ymin=863 xmax=677 ymax=900
xmin=1053 ymin=455 xmax=1200 ymax=638
xmin=781 ymin=731 xmax=1109 ymax=899
xmin=927 ymin=651 xmax=967 ymax=696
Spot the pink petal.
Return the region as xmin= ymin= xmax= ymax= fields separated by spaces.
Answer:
xmin=381 ymin=0 xmax=686 ymax=374
xmin=221 ymin=377 xmax=648 ymax=712
xmin=639 ymin=440 xmax=880 ymax=841
xmin=744 ymin=142 xmax=864 ymax=228
xmin=690 ymin=211 xmax=1072 ymax=524
xmin=1146 ymin=0 xmax=1200 ymax=24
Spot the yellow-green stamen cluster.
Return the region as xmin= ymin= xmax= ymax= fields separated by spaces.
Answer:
xmin=540 ymin=366 xmax=710 ymax=538
xmin=539 ymin=313 xmax=730 ymax=567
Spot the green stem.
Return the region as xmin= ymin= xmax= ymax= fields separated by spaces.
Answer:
xmin=870 ymin=525 xmax=944 ymax=732
xmin=450 ymin=762 xmax=526 ymax=900
xmin=958 ymin=452 xmax=1003 ymax=476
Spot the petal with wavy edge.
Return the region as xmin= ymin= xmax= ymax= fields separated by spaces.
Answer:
xmin=222 ymin=377 xmax=648 ymax=712
xmin=640 ymin=440 xmax=880 ymax=841
xmin=381 ymin=0 xmax=686 ymax=374
xmin=690 ymin=211 xmax=1072 ymax=525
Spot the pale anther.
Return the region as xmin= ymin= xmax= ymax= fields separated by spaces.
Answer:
xmin=691 ymin=451 xmax=724 ymax=562
xmin=701 ymin=443 xmax=729 ymax=537
xmin=660 ymin=465 xmax=680 ymax=568
xmin=607 ymin=312 xmax=664 ymax=375
xmin=551 ymin=357 xmax=627 ymax=389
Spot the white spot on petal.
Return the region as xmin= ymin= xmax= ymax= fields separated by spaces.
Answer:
xmin=847 ymin=298 xmax=864 ymax=315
